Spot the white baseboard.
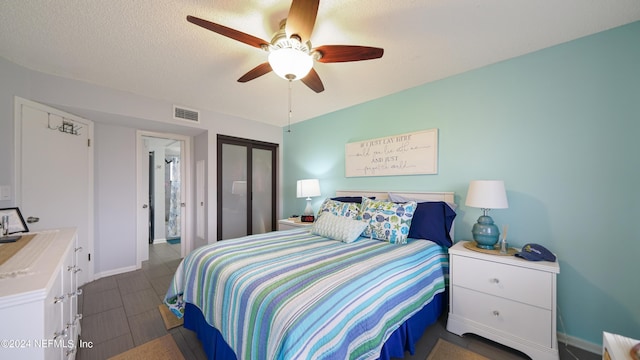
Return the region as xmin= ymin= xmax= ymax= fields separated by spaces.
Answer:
xmin=94 ymin=265 xmax=139 ymax=280
xmin=153 ymin=238 xmax=167 ymax=244
xmin=557 ymin=332 xmax=601 ymax=355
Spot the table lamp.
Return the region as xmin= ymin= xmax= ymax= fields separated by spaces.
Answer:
xmin=296 ymin=179 xmax=320 ymax=222
xmin=465 ymin=180 xmax=509 ymax=249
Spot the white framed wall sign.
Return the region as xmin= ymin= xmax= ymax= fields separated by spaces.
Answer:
xmin=345 ymin=129 xmax=438 ymax=177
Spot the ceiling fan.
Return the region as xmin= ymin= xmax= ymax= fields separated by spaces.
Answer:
xmin=187 ymin=0 xmax=384 ymax=93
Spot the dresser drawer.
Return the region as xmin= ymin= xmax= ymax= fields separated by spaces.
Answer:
xmin=452 ymin=286 xmax=553 ymax=347
xmin=451 ymin=255 xmax=553 ymax=309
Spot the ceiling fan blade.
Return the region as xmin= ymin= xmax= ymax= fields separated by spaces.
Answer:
xmin=285 ymin=0 xmax=319 ymax=43
xmin=187 ymin=15 xmax=269 ymax=49
xmin=301 ymin=68 xmax=324 ymax=93
xmin=314 ymin=45 xmax=384 ymax=63
xmin=237 ymin=63 xmax=273 ymax=83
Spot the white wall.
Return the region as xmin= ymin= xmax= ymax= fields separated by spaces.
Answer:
xmin=194 ymin=131 xmax=209 ymax=249
xmin=0 ymin=58 xmax=28 ymax=209
xmin=94 ymin=123 xmax=137 ymax=273
xmin=0 ymin=57 xmax=284 ymax=277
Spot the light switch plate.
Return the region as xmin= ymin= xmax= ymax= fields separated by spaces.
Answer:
xmin=0 ymin=186 xmax=11 ymax=201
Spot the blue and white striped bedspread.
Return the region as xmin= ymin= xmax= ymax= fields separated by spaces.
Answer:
xmin=165 ymin=228 xmax=448 ymax=360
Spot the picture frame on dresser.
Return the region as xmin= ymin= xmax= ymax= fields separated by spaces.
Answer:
xmin=0 ymin=207 xmax=29 ymax=234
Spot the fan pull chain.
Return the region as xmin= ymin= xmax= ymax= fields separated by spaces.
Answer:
xmin=287 ymin=79 xmax=293 ymax=133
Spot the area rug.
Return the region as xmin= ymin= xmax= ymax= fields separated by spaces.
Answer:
xmin=426 ymin=338 xmax=490 ymax=360
xmin=158 ymin=304 xmax=183 ymax=330
xmin=108 ymin=334 xmax=184 ymax=360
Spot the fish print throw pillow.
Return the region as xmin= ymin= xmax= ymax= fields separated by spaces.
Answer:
xmin=360 ymin=198 xmax=416 ymax=244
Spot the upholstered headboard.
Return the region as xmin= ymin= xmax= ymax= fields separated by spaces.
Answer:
xmin=335 ymin=190 xmax=454 ymax=203
xmin=334 ymin=190 xmax=456 ymax=240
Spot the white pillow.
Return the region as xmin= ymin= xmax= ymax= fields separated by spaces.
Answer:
xmin=311 ymin=212 xmax=368 ymax=243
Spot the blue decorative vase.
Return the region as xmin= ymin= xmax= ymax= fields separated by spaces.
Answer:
xmin=472 ymin=215 xmax=501 ymax=249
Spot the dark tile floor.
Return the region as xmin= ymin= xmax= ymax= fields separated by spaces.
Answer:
xmin=76 ymin=242 xmax=599 ymax=360
xmin=76 ymin=242 xmax=208 ymax=360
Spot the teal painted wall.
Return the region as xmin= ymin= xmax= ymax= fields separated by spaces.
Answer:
xmin=282 ymin=22 xmax=640 ymax=346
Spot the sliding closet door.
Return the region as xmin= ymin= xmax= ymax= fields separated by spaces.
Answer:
xmin=220 ymin=143 xmax=248 ymax=239
xmin=217 ymin=135 xmax=278 ymax=240
xmin=252 ymin=148 xmax=274 ymax=234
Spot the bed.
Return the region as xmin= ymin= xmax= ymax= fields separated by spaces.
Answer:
xmin=165 ymin=190 xmax=457 ymax=360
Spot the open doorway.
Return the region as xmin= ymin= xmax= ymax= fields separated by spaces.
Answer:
xmin=136 ymin=131 xmax=192 ymax=267
xmin=146 ymin=138 xmax=182 ymax=244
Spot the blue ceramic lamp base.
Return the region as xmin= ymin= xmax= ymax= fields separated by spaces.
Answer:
xmin=472 ymin=215 xmax=501 ymax=249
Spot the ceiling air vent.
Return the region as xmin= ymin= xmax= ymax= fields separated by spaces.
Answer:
xmin=173 ymin=105 xmax=200 ymax=123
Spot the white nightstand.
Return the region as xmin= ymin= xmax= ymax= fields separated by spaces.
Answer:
xmin=603 ymin=332 xmax=640 ymax=360
xmin=447 ymin=241 xmax=560 ymax=360
xmin=277 ymin=219 xmax=314 ymax=231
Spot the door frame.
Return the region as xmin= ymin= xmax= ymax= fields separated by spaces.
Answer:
xmin=136 ymin=130 xmax=192 ymax=267
xmin=148 ymin=151 xmax=155 ymax=244
xmin=13 ymin=96 xmax=95 ymax=284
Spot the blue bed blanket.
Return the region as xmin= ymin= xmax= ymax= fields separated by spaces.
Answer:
xmin=165 ymin=228 xmax=448 ymax=360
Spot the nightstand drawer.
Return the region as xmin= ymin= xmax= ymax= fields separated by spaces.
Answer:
xmin=451 ymin=255 xmax=553 ymax=309
xmin=452 ymin=286 xmax=553 ymax=347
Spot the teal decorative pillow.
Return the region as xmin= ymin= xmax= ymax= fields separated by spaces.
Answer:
xmin=360 ymin=198 xmax=417 ymax=244
xmin=316 ymin=198 xmax=362 ymax=220
xmin=311 ymin=212 xmax=369 ymax=243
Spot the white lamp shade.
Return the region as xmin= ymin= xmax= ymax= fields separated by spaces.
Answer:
xmin=296 ymin=179 xmax=321 ymax=198
xmin=465 ymin=180 xmax=509 ymax=209
xmin=268 ymin=48 xmax=313 ymax=80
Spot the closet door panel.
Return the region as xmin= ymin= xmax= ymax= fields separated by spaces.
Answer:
xmin=221 ymin=143 xmax=248 ymax=240
xmin=252 ymin=148 xmax=274 ymax=233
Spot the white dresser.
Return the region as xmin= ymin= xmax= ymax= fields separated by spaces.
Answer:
xmin=447 ymin=240 xmax=560 ymax=360
xmin=0 ymin=228 xmax=82 ymax=360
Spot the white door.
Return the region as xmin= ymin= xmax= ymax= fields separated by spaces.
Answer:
xmin=15 ymin=98 xmax=94 ymax=286
xmin=136 ymin=137 xmax=151 ymax=264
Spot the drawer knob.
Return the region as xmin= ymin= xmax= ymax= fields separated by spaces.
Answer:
xmin=53 ymin=328 xmax=68 ymax=340
xmin=490 ymin=278 xmax=500 ymax=284
xmin=53 ymin=295 xmax=66 ymax=304
xmin=68 ymin=289 xmax=83 ymax=298
xmin=492 ymin=310 xmax=500 ymax=317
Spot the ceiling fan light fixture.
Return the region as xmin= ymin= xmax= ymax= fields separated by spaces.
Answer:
xmin=268 ymin=47 xmax=313 ymax=81
xmin=187 ymin=0 xmax=383 ymax=93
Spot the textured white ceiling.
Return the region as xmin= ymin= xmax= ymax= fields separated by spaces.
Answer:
xmin=1 ymin=0 xmax=639 ymax=127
